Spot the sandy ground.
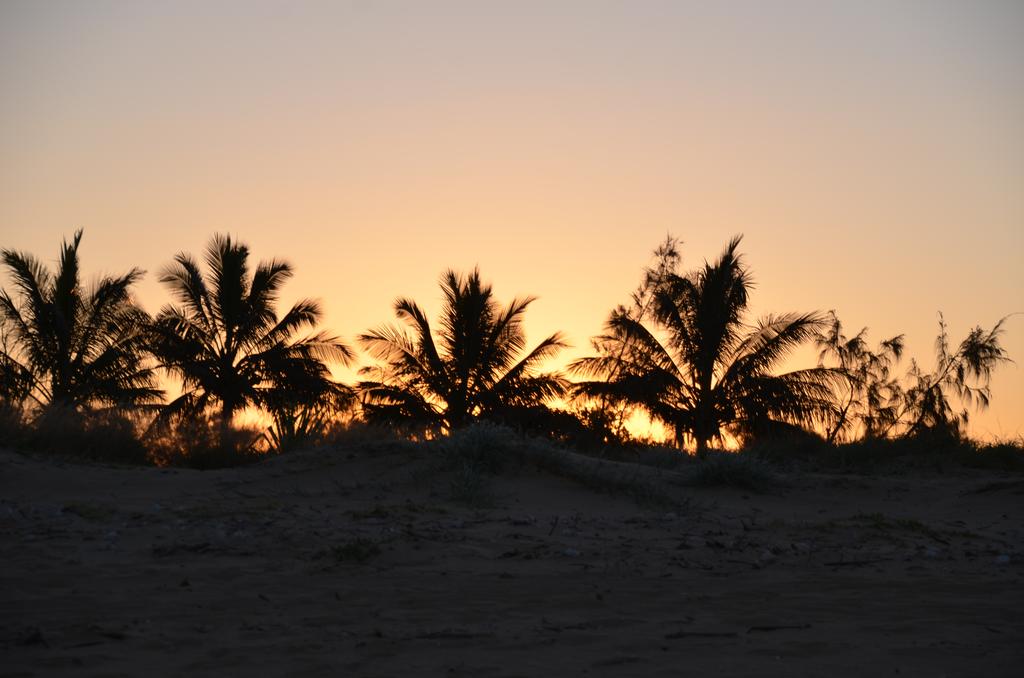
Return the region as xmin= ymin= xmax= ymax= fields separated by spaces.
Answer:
xmin=1 ymin=442 xmax=1022 ymax=677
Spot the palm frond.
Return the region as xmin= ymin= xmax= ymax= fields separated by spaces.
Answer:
xmin=1 ymin=232 xmax=158 ymax=413
xmin=151 ymin=236 xmax=344 ymax=443
xmin=360 ymin=269 xmax=565 ymax=432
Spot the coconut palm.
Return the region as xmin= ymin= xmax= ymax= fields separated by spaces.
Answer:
xmin=0 ymin=230 xmax=161 ymax=414
xmin=359 ymin=268 xmax=567 ymax=435
xmin=0 ymin=327 xmax=33 ymax=413
xmin=572 ymin=236 xmax=839 ymax=456
xmin=148 ymin=234 xmax=352 ymax=447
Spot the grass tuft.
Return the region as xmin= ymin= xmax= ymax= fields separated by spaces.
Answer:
xmin=682 ymin=452 xmax=781 ymax=492
xmin=323 ymin=537 xmax=381 ymax=563
xmin=435 ymin=421 xmax=523 ymax=473
xmin=448 ymin=461 xmax=498 ymax=508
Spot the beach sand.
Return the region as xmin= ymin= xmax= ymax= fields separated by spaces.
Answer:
xmin=2 ymin=443 xmax=1021 ymax=676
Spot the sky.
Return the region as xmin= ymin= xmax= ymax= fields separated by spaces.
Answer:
xmin=1 ymin=0 xmax=1022 ymax=439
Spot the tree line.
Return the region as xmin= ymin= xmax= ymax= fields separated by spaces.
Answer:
xmin=0 ymin=230 xmax=1011 ymax=462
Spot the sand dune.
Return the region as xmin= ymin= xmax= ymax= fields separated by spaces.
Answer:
xmin=2 ymin=443 xmax=1021 ymax=676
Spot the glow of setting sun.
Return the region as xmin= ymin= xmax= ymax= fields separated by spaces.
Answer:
xmin=1 ymin=1 xmax=1022 ymax=440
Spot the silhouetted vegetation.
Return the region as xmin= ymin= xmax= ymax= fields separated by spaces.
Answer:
xmin=814 ymin=310 xmax=905 ymax=442
xmin=1 ymin=230 xmax=1018 ymax=474
xmin=572 ymin=236 xmax=840 ymax=456
xmin=816 ymin=311 xmax=1010 ymax=443
xmin=0 ymin=230 xmax=161 ymax=415
xmin=358 ymin=268 xmax=567 ymax=436
xmin=680 ymin=451 xmax=782 ymax=492
xmin=901 ymin=314 xmax=1009 ymax=439
xmin=748 ymin=434 xmax=1024 ymax=474
xmin=5 ymin=406 xmax=150 ymax=465
xmin=147 ymin=234 xmax=352 ymax=450
xmin=427 ymin=422 xmax=685 ymax=507
xmin=148 ymin=414 xmax=267 ymax=468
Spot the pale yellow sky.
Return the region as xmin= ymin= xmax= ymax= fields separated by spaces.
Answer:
xmin=2 ymin=1 xmax=1022 ymax=439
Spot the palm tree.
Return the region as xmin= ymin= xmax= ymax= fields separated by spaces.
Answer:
xmin=359 ymin=268 xmax=567 ymax=435
xmin=148 ymin=234 xmax=352 ymax=448
xmin=572 ymin=236 xmax=838 ymax=456
xmin=0 ymin=230 xmax=161 ymax=414
xmin=0 ymin=327 xmax=33 ymax=414
xmin=814 ymin=311 xmax=904 ymax=442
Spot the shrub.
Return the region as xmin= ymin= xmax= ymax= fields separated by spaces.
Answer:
xmin=0 ymin=405 xmax=29 ymax=450
xmin=634 ymin=442 xmax=692 ymax=470
xmin=682 ymin=452 xmax=781 ymax=492
xmin=320 ymin=419 xmax=410 ymax=450
xmin=745 ymin=433 xmax=1024 ymax=474
xmin=148 ymin=415 xmax=267 ymax=469
xmin=955 ymin=439 xmax=1024 ymax=472
xmin=448 ymin=461 xmax=497 ymax=508
xmin=434 ymin=421 xmax=523 ymax=473
xmin=25 ymin=408 xmax=150 ymax=465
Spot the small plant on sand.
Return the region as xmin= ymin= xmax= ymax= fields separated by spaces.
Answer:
xmin=849 ymin=513 xmax=950 ymax=543
xmin=436 ymin=421 xmax=522 ymax=473
xmin=683 ymin=452 xmax=781 ymax=492
xmin=326 ymin=537 xmax=381 ymax=563
xmin=61 ymin=501 xmax=115 ymax=522
xmin=635 ymin=442 xmax=692 ymax=470
xmin=448 ymin=461 xmax=498 ymax=508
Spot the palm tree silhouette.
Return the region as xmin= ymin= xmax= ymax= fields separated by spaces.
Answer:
xmin=359 ymin=268 xmax=567 ymax=435
xmin=148 ymin=234 xmax=352 ymax=448
xmin=0 ymin=326 xmax=34 ymax=413
xmin=0 ymin=230 xmax=161 ymax=414
xmin=573 ymin=236 xmax=838 ymax=456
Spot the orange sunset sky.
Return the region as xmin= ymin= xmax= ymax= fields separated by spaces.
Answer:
xmin=1 ymin=1 xmax=1022 ymax=439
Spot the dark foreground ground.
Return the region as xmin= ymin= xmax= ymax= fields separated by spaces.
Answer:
xmin=2 ymin=441 xmax=1022 ymax=677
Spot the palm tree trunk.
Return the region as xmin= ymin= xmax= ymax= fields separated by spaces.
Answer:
xmin=695 ymin=437 xmax=710 ymax=459
xmin=220 ymin=400 xmax=233 ymax=451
